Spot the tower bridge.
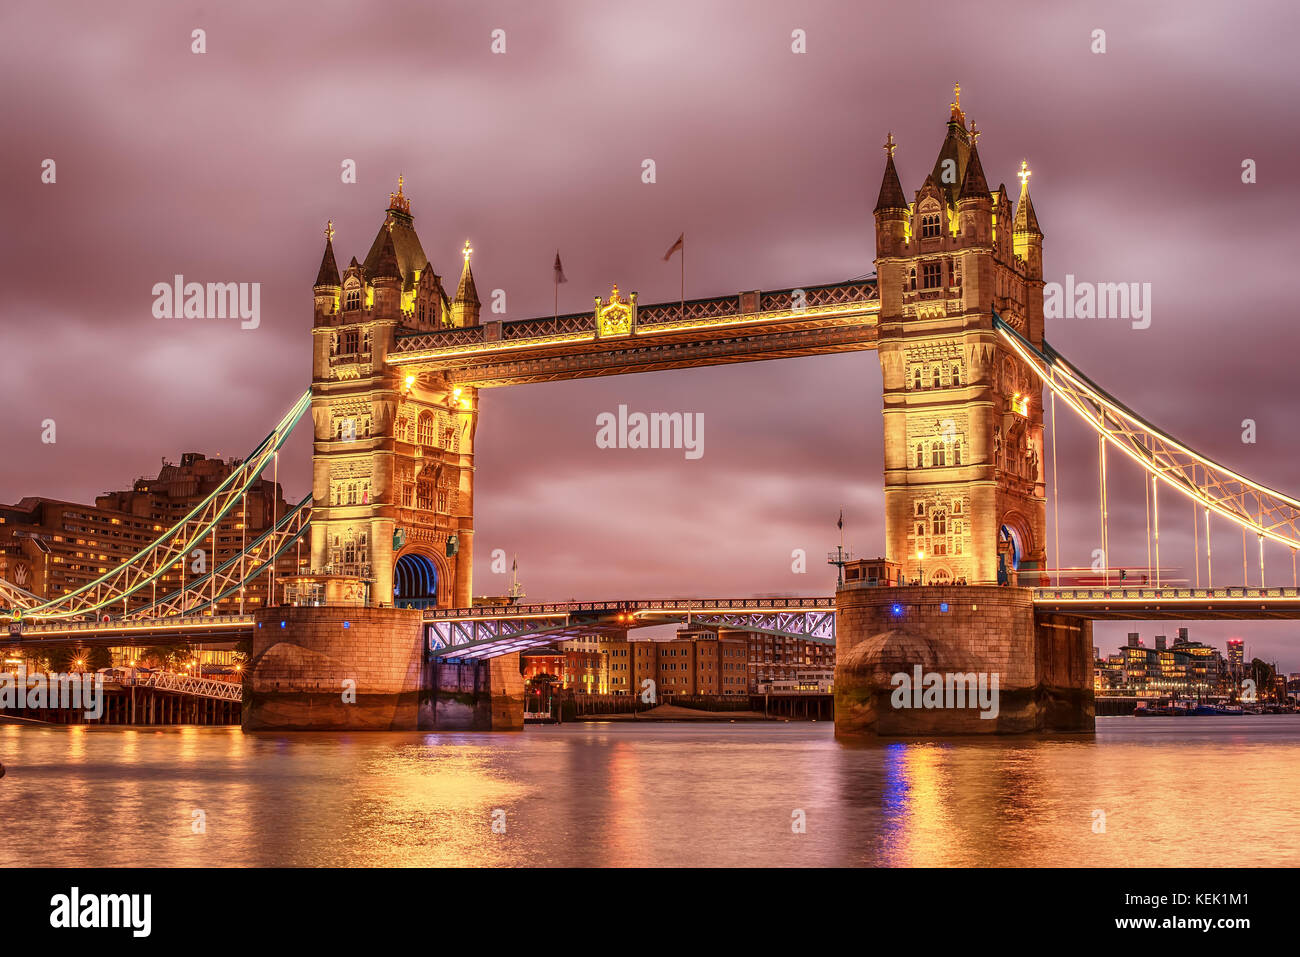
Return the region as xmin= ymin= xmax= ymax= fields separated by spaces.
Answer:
xmin=4 ymin=87 xmax=1299 ymax=735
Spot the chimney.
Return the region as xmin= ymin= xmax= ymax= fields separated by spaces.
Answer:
xmin=1155 ymin=635 xmax=1167 ymax=651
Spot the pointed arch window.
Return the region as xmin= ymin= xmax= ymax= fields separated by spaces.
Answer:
xmin=953 ymin=441 xmax=962 ymax=465
xmin=417 ymin=411 xmax=436 ymax=447
xmin=915 ymin=444 xmax=925 ymax=468
xmin=344 ymin=286 xmax=361 ymax=312
xmin=913 ymin=367 xmax=923 ymax=391
xmin=932 ymin=442 xmax=946 ymax=467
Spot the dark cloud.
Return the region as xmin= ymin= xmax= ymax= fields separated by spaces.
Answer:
xmin=2 ymin=0 xmax=1297 ymax=665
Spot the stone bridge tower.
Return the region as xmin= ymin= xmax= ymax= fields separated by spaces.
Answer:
xmin=874 ymin=87 xmax=1047 ymax=586
xmin=308 ymin=179 xmax=479 ymax=609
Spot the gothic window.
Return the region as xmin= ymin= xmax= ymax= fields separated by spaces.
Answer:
xmin=402 ymin=484 xmax=414 ymax=507
xmin=361 ymin=482 xmax=370 ymax=505
xmin=344 ymin=286 xmax=361 ymax=311
xmin=915 ymin=444 xmax=925 ymax=468
xmin=953 ymin=441 xmax=962 ymax=465
xmin=342 ymin=330 xmax=359 ymax=354
xmin=952 ymin=259 xmax=962 ymax=288
xmin=932 ymin=442 xmax=946 ymax=467
xmin=954 ymin=502 xmax=962 ymax=514
xmin=916 ymin=502 xmax=925 ymax=516
xmin=954 ymin=539 xmax=962 ymax=555
xmin=908 ymin=268 xmax=917 ymax=292
xmin=913 ymin=367 xmax=923 ymax=390
xmin=418 ymin=301 xmax=426 ymax=323
xmin=951 ymin=364 xmax=961 ymax=386
xmin=920 ymin=213 xmax=941 ymax=239
xmin=933 ymin=512 xmax=947 ymax=535
xmin=922 ymin=261 xmax=942 ymax=289
xmin=417 ymin=411 xmax=436 ymax=447
xmin=417 ymin=470 xmax=435 ymax=510
xmin=437 ymin=489 xmax=449 ymax=512
xmin=362 ymin=330 xmax=371 ymax=353
xmin=917 ymin=524 xmax=925 ymax=537
xmin=348 ymin=483 xmax=357 ymax=505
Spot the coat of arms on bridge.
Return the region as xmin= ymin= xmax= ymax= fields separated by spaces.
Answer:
xmin=595 ymin=284 xmax=636 ymax=338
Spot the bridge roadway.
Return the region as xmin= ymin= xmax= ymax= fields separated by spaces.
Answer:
xmin=6 ymin=588 xmax=1300 ymax=652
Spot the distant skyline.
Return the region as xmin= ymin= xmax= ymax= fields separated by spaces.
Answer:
xmin=2 ymin=0 xmax=1298 ymax=666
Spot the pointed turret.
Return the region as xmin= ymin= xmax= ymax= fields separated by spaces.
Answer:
xmin=315 ymin=221 xmax=341 ymax=288
xmin=874 ymin=135 xmax=908 ymax=213
xmin=1013 ymin=160 xmax=1044 ymax=284
xmin=370 ymin=227 xmax=402 ymax=281
xmin=958 ymin=144 xmax=989 ymax=200
xmin=928 ymin=83 xmax=971 ymax=202
xmin=450 ymin=240 xmax=481 ymax=327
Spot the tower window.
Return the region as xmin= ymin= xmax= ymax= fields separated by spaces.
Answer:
xmin=932 ymin=442 xmax=945 ymax=467
xmin=915 ymin=444 xmax=925 ymax=468
xmin=922 ymin=262 xmax=942 ymax=289
xmin=951 ymin=364 xmax=961 ymax=386
xmin=933 ymin=512 xmax=946 ymax=535
xmin=345 ymin=288 xmax=361 ymax=311
xmin=920 ymin=213 xmax=941 ymax=239
xmin=908 ymin=268 xmax=916 ymax=292
xmin=913 ymin=368 xmax=923 ymax=391
xmin=953 ymin=441 xmax=962 ymax=465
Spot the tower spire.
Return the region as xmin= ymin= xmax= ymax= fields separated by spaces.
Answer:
xmin=314 ymin=220 xmax=340 ymax=287
xmin=874 ymin=133 xmax=908 ymax=213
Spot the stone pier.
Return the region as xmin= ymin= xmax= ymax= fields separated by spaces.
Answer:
xmin=242 ymin=606 xmax=523 ymax=731
xmin=834 ymin=584 xmax=1094 ymax=736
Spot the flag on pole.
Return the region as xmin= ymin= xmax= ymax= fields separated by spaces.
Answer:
xmin=554 ymin=251 xmax=567 ymax=284
xmin=663 ymin=233 xmax=684 ymax=261
xmin=837 ymin=509 xmax=843 ymax=531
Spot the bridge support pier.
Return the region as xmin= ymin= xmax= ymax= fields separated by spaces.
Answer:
xmin=243 ymin=607 xmax=522 ymax=731
xmin=834 ymin=585 xmax=1094 ymax=736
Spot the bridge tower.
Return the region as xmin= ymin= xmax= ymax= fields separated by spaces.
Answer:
xmin=309 ymin=179 xmax=479 ymax=609
xmin=874 ymin=87 xmax=1047 ymax=586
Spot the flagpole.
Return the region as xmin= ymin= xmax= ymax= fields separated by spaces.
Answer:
xmin=680 ymin=234 xmax=685 ymax=318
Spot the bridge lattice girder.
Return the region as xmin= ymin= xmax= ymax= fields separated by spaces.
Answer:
xmin=424 ymin=598 xmax=836 ymax=659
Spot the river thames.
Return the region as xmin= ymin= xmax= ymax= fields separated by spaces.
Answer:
xmin=1 ymin=717 xmax=1297 ymax=867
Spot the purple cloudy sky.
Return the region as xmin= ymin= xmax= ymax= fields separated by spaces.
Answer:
xmin=2 ymin=0 xmax=1298 ymax=664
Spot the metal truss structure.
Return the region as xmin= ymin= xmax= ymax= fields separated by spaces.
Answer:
xmin=425 ymin=597 xmax=836 ymax=659
xmin=126 ymin=497 xmax=312 ymax=619
xmin=390 ymin=281 xmax=881 ymax=388
xmin=134 ymin=671 xmax=245 ymax=702
xmin=996 ymin=314 xmax=1300 ymax=553
xmin=3 ymin=391 xmax=310 ymax=621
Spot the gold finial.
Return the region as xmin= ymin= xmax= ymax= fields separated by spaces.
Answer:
xmin=883 ymin=131 xmax=897 ymax=157
xmin=969 ymin=120 xmax=980 ymax=144
xmin=609 ymin=283 xmax=622 ymax=304
xmin=953 ymin=81 xmax=961 ymax=109
xmin=950 ymin=81 xmax=966 ymax=125
xmin=324 ymin=220 xmax=335 ymax=243
xmin=462 ymin=239 xmax=473 ymax=263
xmin=389 ymin=174 xmax=410 ymax=214
xmin=1018 ymin=159 xmax=1032 ymax=189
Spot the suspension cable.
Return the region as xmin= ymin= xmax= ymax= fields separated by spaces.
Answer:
xmin=1051 ymin=387 xmax=1060 ymax=587
xmin=1152 ymin=474 xmax=1160 ymax=588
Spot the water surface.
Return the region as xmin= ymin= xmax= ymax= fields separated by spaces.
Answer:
xmin=1 ymin=717 xmax=1295 ymax=867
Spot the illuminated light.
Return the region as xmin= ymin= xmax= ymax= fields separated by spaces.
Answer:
xmin=452 ymin=387 xmax=462 ymax=400
xmin=892 ymin=604 xmax=903 ymax=616
xmin=940 ymin=602 xmax=949 ymax=613
xmin=280 ymin=621 xmax=286 ymax=629
xmin=343 ymin=621 xmax=350 ymax=629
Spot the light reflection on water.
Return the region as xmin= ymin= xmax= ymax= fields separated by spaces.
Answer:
xmin=1 ymin=717 xmax=1297 ymax=867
